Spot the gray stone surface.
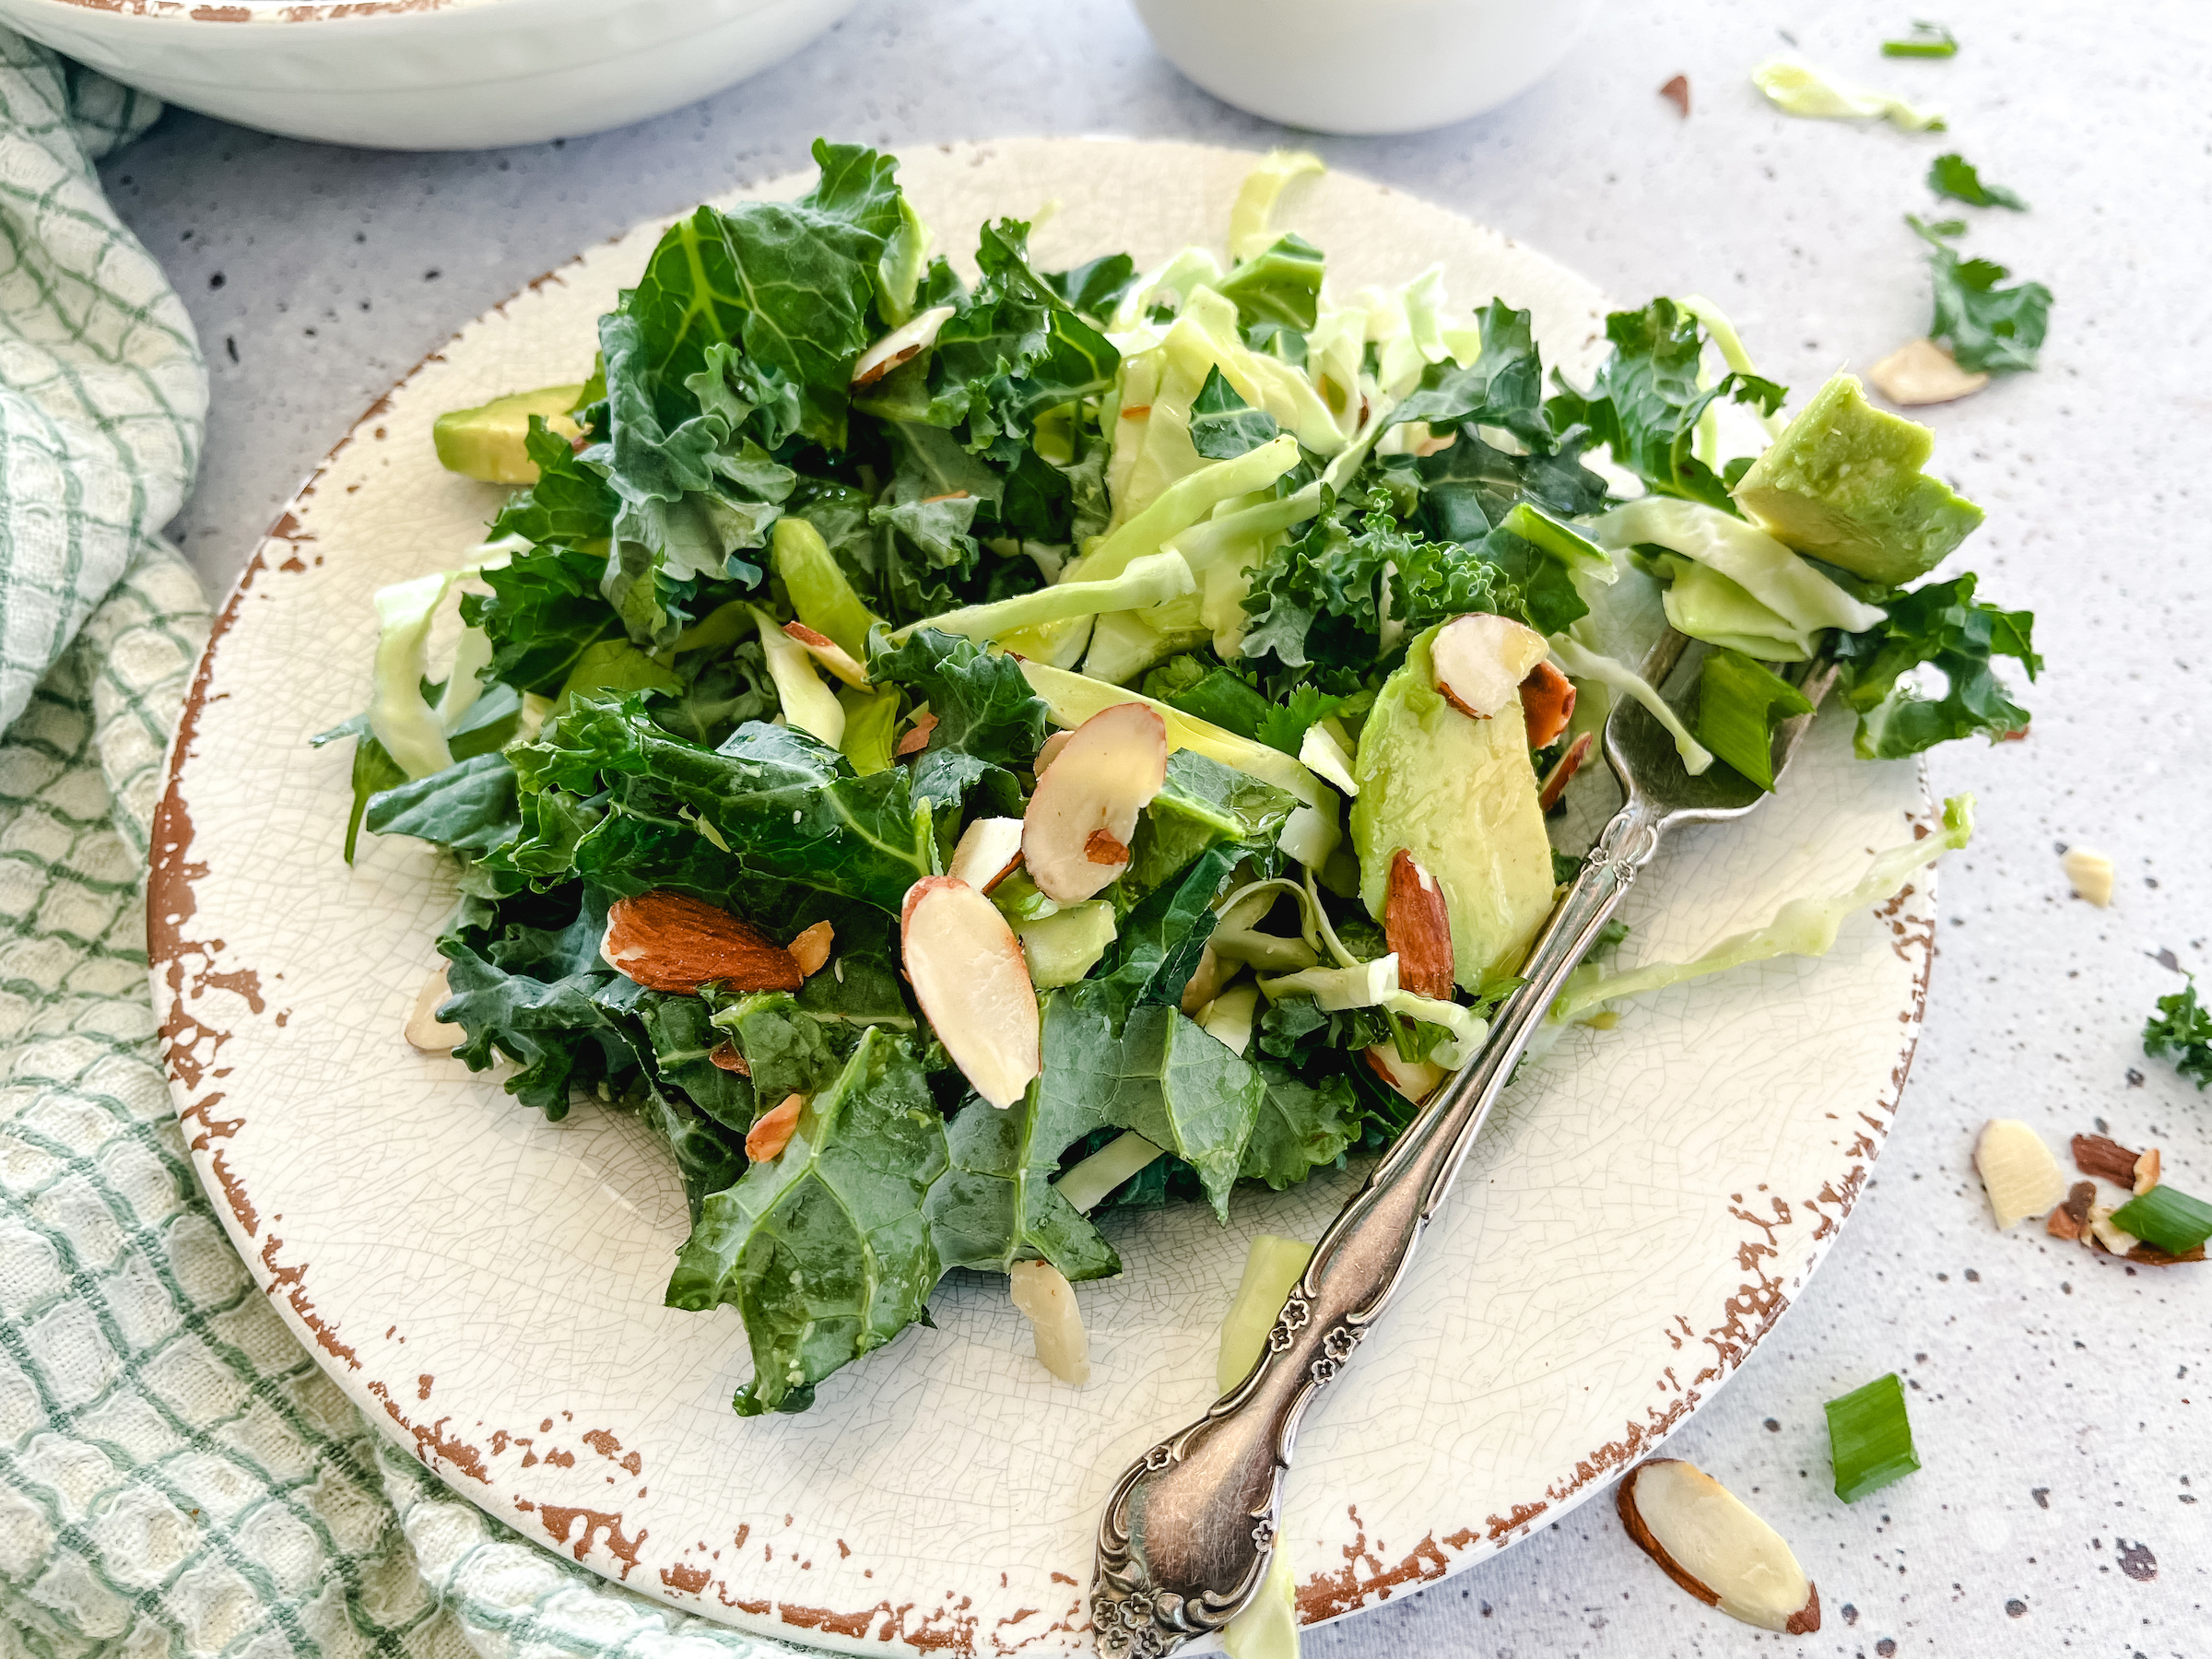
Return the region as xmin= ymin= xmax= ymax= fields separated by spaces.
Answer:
xmin=99 ymin=0 xmax=2209 ymax=1653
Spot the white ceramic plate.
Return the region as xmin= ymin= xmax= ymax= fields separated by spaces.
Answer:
xmin=149 ymin=138 xmax=1937 ymax=1655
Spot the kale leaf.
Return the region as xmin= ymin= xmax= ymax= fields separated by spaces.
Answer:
xmin=667 ymin=1028 xmax=949 ymax=1418
xmin=1188 ymin=366 xmax=1283 ymax=460
xmin=1832 ymin=572 xmax=2038 ymax=756
xmin=1908 ymin=217 xmax=2053 ymax=373
xmin=463 ymin=541 xmax=622 ymax=697
xmin=1927 ymin=154 xmax=2028 ymax=211
xmin=868 ymin=627 xmax=1049 ymax=811
xmin=2144 ymin=977 xmax=2212 ymax=1091
xmin=504 ymin=698 xmax=933 ymax=912
xmin=1240 ymin=1063 xmax=1359 ymax=1190
xmin=1546 ymin=299 xmax=1784 ymax=511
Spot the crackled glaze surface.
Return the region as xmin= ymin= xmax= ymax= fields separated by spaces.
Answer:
xmin=147 ymin=139 xmax=1936 ymax=1656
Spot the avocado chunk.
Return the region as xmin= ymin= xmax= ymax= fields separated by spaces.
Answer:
xmin=1350 ymin=623 xmax=1555 ymax=990
xmin=432 ymin=383 xmax=586 ymax=484
xmin=1731 ymin=373 xmax=1983 ymax=586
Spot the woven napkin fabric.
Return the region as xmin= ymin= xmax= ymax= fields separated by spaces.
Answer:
xmin=0 ymin=32 xmax=818 ymax=1659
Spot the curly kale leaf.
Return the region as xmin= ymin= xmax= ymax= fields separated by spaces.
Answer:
xmin=2145 ymin=977 xmax=2212 ymax=1091
xmin=1545 ymin=298 xmax=1784 ymax=511
xmin=1832 ymin=572 xmax=2038 ymax=756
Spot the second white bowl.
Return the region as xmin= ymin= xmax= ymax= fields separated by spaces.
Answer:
xmin=1131 ymin=0 xmax=1601 ymax=135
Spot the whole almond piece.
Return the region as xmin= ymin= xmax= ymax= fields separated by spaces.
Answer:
xmin=747 ymin=1093 xmax=805 ymax=1161
xmin=1519 ymin=660 xmax=1578 ymax=749
xmin=601 ymin=890 xmax=802 ymax=994
xmin=709 ymin=1041 xmax=751 ymax=1076
xmin=1384 ymin=850 xmax=1455 ymax=999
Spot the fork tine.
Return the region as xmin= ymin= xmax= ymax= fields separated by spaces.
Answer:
xmin=1771 ymin=656 xmax=1841 ymax=782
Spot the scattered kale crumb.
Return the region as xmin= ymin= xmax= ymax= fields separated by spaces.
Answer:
xmin=2144 ymin=976 xmax=2212 ymax=1090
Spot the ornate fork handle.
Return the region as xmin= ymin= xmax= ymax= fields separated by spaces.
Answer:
xmin=1090 ymin=804 xmax=1664 ymax=1656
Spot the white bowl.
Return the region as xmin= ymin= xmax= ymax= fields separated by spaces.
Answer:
xmin=1130 ymin=0 xmax=1600 ymax=135
xmin=0 ymin=0 xmax=859 ymax=151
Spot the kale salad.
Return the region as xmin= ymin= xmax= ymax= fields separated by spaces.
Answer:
xmin=329 ymin=143 xmax=2035 ymax=1417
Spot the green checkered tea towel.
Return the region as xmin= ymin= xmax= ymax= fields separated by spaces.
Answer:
xmin=0 ymin=32 xmax=822 ymax=1659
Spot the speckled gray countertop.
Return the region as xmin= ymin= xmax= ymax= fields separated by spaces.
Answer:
xmin=99 ymin=1 xmax=2209 ymax=1653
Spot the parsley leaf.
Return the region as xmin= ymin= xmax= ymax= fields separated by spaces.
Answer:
xmin=1832 ymin=572 xmax=2039 ymax=757
xmin=1908 ymin=217 xmax=2053 ymax=373
xmin=1927 ymin=153 xmax=2028 ymax=210
xmin=2145 ymin=976 xmax=2212 ymax=1091
xmin=1253 ymin=685 xmax=1346 ymax=757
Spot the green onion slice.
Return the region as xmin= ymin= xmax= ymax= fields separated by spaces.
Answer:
xmin=1826 ymin=1371 xmax=1921 ymax=1502
xmin=1696 ymin=648 xmax=1814 ymax=791
xmin=2109 ymin=1185 xmax=2212 ymax=1256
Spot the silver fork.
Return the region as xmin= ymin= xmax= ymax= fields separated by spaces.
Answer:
xmin=1089 ymin=635 xmax=1839 ymax=1656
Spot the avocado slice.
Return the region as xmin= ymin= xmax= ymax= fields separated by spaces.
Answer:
xmin=432 ymin=383 xmax=586 ymax=484
xmin=1349 ymin=623 xmax=1555 ymax=990
xmin=1731 ymin=373 xmax=1983 ymax=586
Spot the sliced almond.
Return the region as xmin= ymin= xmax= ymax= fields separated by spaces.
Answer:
xmin=405 ymin=963 xmax=463 ymax=1053
xmin=601 ymin=890 xmax=802 ymax=995
xmin=1084 ymin=827 xmax=1131 ymax=866
xmin=900 ymin=877 xmax=1041 ymax=1108
xmin=895 ymin=709 xmax=938 ymax=758
xmin=2061 ymin=845 xmax=2114 ymax=908
xmin=851 ymin=303 xmax=956 ymax=388
xmin=1033 ymin=729 xmax=1075 ymax=776
xmin=2134 ymin=1147 xmax=2161 ymax=1196
xmin=947 ymin=817 xmax=1026 ymax=891
xmin=788 ymin=921 xmax=835 ymax=977
xmin=1618 ymin=1458 xmax=1820 ymax=1634
xmin=2127 ymin=1241 xmax=2206 ymax=1266
xmin=2072 ymin=1133 xmax=2142 ymax=1186
xmin=2087 ymin=1205 xmax=2139 ymax=1258
xmin=1431 ymin=613 xmax=1552 ymax=721
xmin=782 ymin=621 xmax=871 ymax=689
xmin=1020 ymin=703 xmax=1168 ymax=903
xmin=746 ymin=1093 xmax=805 ymax=1161
xmin=1866 ymin=337 xmax=1989 ymax=407
xmin=1384 ymin=850 xmax=1455 ymax=1000
xmin=1009 ymin=1258 xmax=1090 ymax=1386
xmin=1537 ymin=731 xmax=1594 ymax=813
xmin=1519 ymin=659 xmax=1578 ymax=748
xmin=2046 ymin=1179 xmax=2093 ymax=1240
xmin=709 ymin=1041 xmax=751 ymax=1076
xmin=1973 ymin=1118 xmax=2067 ymax=1230
xmin=1363 ymin=1044 xmax=1444 ymax=1104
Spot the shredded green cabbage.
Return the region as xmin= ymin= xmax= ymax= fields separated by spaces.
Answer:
xmin=1752 ymin=55 xmax=1947 ymax=132
xmin=1554 ymin=794 xmax=1974 ymax=1021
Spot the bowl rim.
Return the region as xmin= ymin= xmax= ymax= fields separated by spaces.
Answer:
xmin=10 ymin=0 xmax=571 ymax=28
